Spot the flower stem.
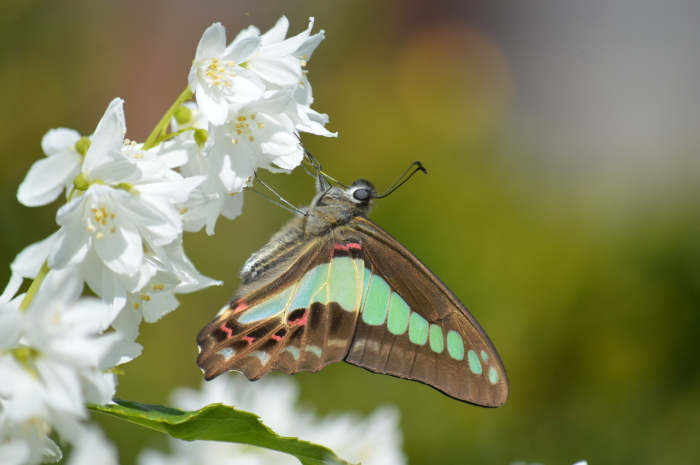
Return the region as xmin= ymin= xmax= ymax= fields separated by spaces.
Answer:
xmin=142 ymin=86 xmax=194 ymax=150
xmin=19 ymin=261 xmax=50 ymax=311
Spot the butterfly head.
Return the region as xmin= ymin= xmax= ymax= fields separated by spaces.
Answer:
xmin=347 ymin=179 xmax=376 ymax=204
xmin=312 ymin=177 xmax=376 ymax=219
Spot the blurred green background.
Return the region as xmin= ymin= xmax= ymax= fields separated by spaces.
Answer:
xmin=2 ymin=1 xmax=700 ymax=464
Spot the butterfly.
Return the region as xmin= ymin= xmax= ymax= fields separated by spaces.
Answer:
xmin=197 ymin=164 xmax=508 ymax=406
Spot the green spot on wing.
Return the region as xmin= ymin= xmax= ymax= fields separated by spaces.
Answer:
xmin=408 ymin=312 xmax=429 ymax=345
xmin=387 ymin=292 xmax=410 ymax=335
xmin=468 ymin=350 xmax=483 ymax=375
xmin=362 ymin=274 xmax=391 ymax=325
xmin=429 ymin=324 xmax=444 ymax=353
xmin=328 ymin=257 xmax=363 ymax=311
xmin=446 ymin=330 xmax=465 ymax=361
xmin=488 ymin=366 xmax=499 ymax=384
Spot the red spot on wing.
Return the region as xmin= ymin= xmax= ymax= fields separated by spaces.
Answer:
xmin=289 ymin=311 xmax=308 ymax=327
xmin=272 ymin=334 xmax=284 ymax=342
xmin=333 ymin=242 xmax=362 ymax=254
xmin=242 ymin=336 xmax=255 ymax=345
xmin=220 ymin=324 xmax=233 ymax=338
xmin=232 ymin=301 xmax=249 ymax=314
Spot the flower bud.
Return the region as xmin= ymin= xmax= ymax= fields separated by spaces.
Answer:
xmin=174 ymin=106 xmax=192 ymax=125
xmin=73 ymin=173 xmax=89 ymax=191
xmin=75 ymin=137 xmax=91 ymax=156
xmin=194 ymin=128 xmax=208 ymax=148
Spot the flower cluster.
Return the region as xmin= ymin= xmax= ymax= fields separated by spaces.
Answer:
xmin=0 ymin=270 xmax=121 ymax=465
xmin=137 ymin=373 xmax=407 ymax=465
xmin=2 ymin=16 xmax=333 ymax=464
xmin=177 ymin=16 xmax=334 ymax=234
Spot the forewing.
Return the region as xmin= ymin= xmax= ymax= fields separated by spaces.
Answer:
xmin=197 ymin=239 xmax=364 ymax=381
xmin=346 ymin=217 xmax=509 ymax=407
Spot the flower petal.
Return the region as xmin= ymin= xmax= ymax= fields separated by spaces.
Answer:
xmin=196 ymin=82 xmax=228 ymax=126
xmin=41 ymin=128 xmax=81 ymax=156
xmin=195 ymin=23 xmax=226 ymax=60
xmin=83 ymin=99 xmax=127 ymax=178
xmin=260 ymin=16 xmax=290 ymax=46
xmin=17 ymin=150 xmax=81 ymax=206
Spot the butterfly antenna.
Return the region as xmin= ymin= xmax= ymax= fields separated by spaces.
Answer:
xmin=251 ymin=172 xmax=307 ymax=215
xmin=302 ymin=148 xmax=349 ymax=189
xmin=373 ymin=161 xmax=428 ymax=199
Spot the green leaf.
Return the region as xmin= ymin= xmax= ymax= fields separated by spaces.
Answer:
xmin=90 ymin=399 xmax=351 ymax=465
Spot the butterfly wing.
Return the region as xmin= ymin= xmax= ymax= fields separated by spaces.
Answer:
xmin=197 ymin=217 xmax=508 ymax=406
xmin=197 ymin=237 xmax=364 ymax=381
xmin=345 ymin=217 xmax=509 ymax=407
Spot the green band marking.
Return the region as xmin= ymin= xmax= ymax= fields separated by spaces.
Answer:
xmin=239 ymin=285 xmax=294 ymax=324
xmin=362 ymin=274 xmax=391 ymax=325
xmin=408 ymin=312 xmax=429 ymax=345
xmin=467 ymin=349 xmax=483 ymax=375
xmin=446 ymin=330 xmax=465 ymax=361
xmin=289 ymin=263 xmax=329 ymax=310
xmin=387 ymin=293 xmax=410 ymax=335
xmin=429 ymin=324 xmax=444 ymax=353
xmin=480 ymin=350 xmax=489 ymax=362
xmin=328 ymin=257 xmax=361 ymax=311
xmin=309 ymin=262 xmax=331 ymax=304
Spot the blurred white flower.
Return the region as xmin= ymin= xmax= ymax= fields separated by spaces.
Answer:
xmin=0 ymin=271 xmax=131 ymax=465
xmin=66 ymin=426 xmax=119 ymax=465
xmin=510 ymin=462 xmax=587 ymax=465
xmin=137 ymin=373 xmax=406 ymax=465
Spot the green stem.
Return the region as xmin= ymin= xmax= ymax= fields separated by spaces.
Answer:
xmin=142 ymin=86 xmax=194 ymax=150
xmin=154 ymin=126 xmax=197 ymax=145
xmin=19 ymin=261 xmax=50 ymax=311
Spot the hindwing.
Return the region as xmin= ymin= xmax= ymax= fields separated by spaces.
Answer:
xmin=197 ymin=238 xmax=363 ymax=381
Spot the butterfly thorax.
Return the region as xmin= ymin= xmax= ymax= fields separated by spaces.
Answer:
xmin=238 ymin=179 xmax=376 ymax=289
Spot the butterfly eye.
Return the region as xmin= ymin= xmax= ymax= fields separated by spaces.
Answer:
xmin=353 ymin=189 xmax=371 ymax=202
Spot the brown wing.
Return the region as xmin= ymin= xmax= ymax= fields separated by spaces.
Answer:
xmin=345 ymin=217 xmax=509 ymax=407
xmin=197 ymin=237 xmax=362 ymax=381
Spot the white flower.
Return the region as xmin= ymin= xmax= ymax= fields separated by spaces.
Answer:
xmin=234 ymin=16 xmax=336 ymax=139
xmin=189 ymin=23 xmax=265 ymax=125
xmin=16 ymin=128 xmax=83 ymax=207
xmin=0 ymin=271 xmax=130 ymax=465
xmin=206 ymin=90 xmax=304 ymax=191
xmin=66 ymin=426 xmax=119 ymax=465
xmin=9 ymin=225 xmax=219 ymax=329
xmin=0 ymin=401 xmax=62 ymax=465
xmin=137 ymin=373 xmax=406 ymax=465
xmin=51 ymin=183 xmax=172 ymax=276
xmin=234 ymin=16 xmax=314 ymax=90
xmin=164 ymin=102 xmax=244 ymax=231
xmin=78 ymin=98 xmax=140 ymax=186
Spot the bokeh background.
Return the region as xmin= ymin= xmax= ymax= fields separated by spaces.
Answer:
xmin=2 ymin=1 xmax=700 ymax=464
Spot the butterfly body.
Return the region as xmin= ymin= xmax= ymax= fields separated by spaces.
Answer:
xmin=197 ymin=176 xmax=508 ymax=406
